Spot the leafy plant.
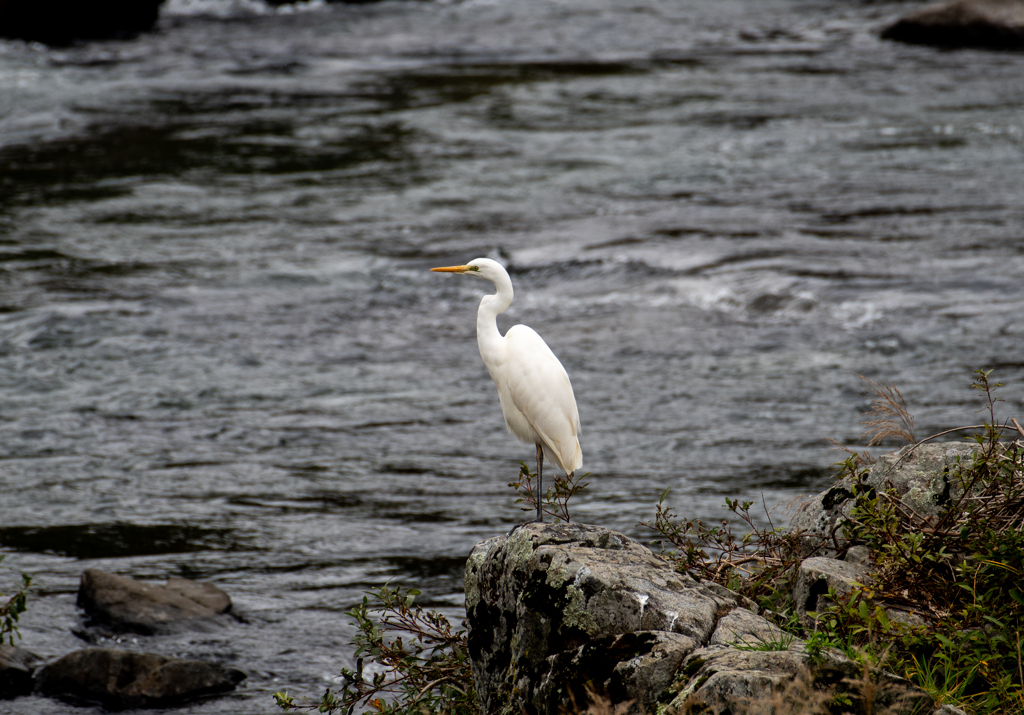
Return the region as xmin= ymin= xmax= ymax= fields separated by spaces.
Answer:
xmin=640 ymin=492 xmax=805 ymax=614
xmin=645 ymin=369 xmax=1024 ymax=715
xmin=0 ymin=555 xmax=32 ymax=646
xmin=275 ymin=583 xmax=475 ymax=715
xmin=508 ymin=461 xmax=589 ymax=523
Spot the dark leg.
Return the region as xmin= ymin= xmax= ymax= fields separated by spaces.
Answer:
xmin=535 ymin=443 xmax=544 ymax=523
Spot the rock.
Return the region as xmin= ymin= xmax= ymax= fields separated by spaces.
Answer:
xmin=36 ymin=648 xmax=245 ymax=709
xmin=709 ymin=608 xmax=799 ymax=650
xmin=663 ymin=645 xmax=933 ymax=715
xmin=793 ymin=556 xmax=873 ymax=621
xmin=465 ymin=522 xmax=938 ymax=715
xmin=539 ymin=630 xmax=697 ymax=715
xmin=789 ymin=442 xmax=979 ymax=557
xmin=663 ymin=647 xmax=812 ymax=713
xmin=464 ymin=522 xmax=753 ymax=715
xmin=0 ymin=0 xmax=165 ymax=46
xmin=0 ymin=645 xmax=41 ymax=698
xmin=844 ymin=544 xmax=871 ymax=566
xmin=881 ymin=0 xmax=1024 ymax=50
xmin=78 ymin=569 xmax=233 ymax=635
xmin=466 ymin=520 xmax=942 ymax=708
xmin=164 ymin=577 xmax=232 ymax=613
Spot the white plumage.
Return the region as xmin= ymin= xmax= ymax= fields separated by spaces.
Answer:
xmin=431 ymin=258 xmax=582 ymax=521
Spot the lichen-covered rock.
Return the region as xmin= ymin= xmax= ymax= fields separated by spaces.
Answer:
xmin=0 ymin=645 xmax=41 ymax=699
xmin=36 ymin=648 xmax=245 ymax=709
xmin=538 ymin=631 xmax=696 ymax=715
xmin=709 ymin=608 xmax=799 ymax=650
xmin=465 ymin=522 xmax=942 ymax=715
xmin=881 ymin=0 xmax=1024 ymax=50
xmin=78 ymin=569 xmax=233 ymax=635
xmin=663 ymin=647 xmax=812 ymax=713
xmin=664 ymin=646 xmax=933 ymax=715
xmin=464 ymin=522 xmax=754 ymax=715
xmin=789 ymin=442 xmax=979 ymax=557
xmin=793 ymin=556 xmax=873 ymax=621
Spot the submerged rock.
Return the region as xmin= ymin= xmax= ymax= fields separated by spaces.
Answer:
xmin=0 ymin=645 xmax=41 ymax=699
xmin=464 ymin=522 xmax=935 ymax=715
xmin=881 ymin=0 xmax=1024 ymax=50
xmin=0 ymin=0 xmax=165 ymax=45
xmin=78 ymin=569 xmax=233 ymax=635
xmin=36 ymin=648 xmax=245 ymax=709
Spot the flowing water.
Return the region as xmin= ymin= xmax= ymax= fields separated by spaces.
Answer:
xmin=1 ymin=0 xmax=1023 ymax=711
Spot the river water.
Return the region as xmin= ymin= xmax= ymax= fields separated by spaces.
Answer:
xmin=1 ymin=0 xmax=1023 ymax=711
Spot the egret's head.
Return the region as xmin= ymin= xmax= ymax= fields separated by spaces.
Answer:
xmin=430 ymin=257 xmax=506 ymax=280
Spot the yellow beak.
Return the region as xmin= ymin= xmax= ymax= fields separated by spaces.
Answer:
xmin=430 ymin=265 xmax=470 ymax=273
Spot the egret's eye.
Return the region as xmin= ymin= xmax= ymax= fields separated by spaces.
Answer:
xmin=468 ymin=266 xmax=480 ymax=272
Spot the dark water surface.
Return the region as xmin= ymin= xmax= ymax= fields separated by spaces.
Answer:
xmin=2 ymin=0 xmax=1023 ymax=711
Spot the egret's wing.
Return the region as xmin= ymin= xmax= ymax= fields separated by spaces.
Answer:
xmin=504 ymin=325 xmax=582 ymax=473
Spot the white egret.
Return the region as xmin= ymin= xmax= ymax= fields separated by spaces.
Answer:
xmin=431 ymin=258 xmax=582 ymax=522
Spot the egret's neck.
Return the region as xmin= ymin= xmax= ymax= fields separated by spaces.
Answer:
xmin=476 ymin=271 xmax=513 ymax=361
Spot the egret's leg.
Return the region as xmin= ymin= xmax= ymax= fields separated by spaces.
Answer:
xmin=535 ymin=443 xmax=544 ymax=524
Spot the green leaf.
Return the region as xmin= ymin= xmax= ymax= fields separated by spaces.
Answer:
xmin=982 ymin=614 xmax=1006 ymax=629
xmin=875 ymin=607 xmax=890 ymax=631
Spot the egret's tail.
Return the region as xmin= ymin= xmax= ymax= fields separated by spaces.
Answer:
xmin=559 ymin=438 xmax=582 ymax=476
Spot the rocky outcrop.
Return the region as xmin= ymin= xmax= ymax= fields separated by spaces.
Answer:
xmin=465 ymin=523 xmax=719 ymax=714
xmin=0 ymin=0 xmax=165 ymax=46
xmin=464 ymin=522 xmax=935 ymax=715
xmin=36 ymin=648 xmax=245 ymax=709
xmin=881 ymin=0 xmax=1024 ymax=50
xmin=78 ymin=569 xmax=234 ymax=635
xmin=0 ymin=645 xmax=41 ymax=698
xmin=789 ymin=442 xmax=979 ymax=557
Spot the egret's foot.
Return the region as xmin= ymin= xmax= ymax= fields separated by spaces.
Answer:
xmin=506 ymin=517 xmax=544 ymax=535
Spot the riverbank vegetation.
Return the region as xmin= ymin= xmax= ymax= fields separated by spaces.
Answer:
xmin=0 ymin=556 xmax=32 ymax=646
xmin=276 ymin=370 xmax=1023 ymax=715
xmin=648 ymin=370 xmax=1024 ymax=714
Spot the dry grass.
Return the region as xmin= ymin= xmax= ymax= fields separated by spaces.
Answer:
xmin=858 ymin=375 xmax=916 ymax=447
